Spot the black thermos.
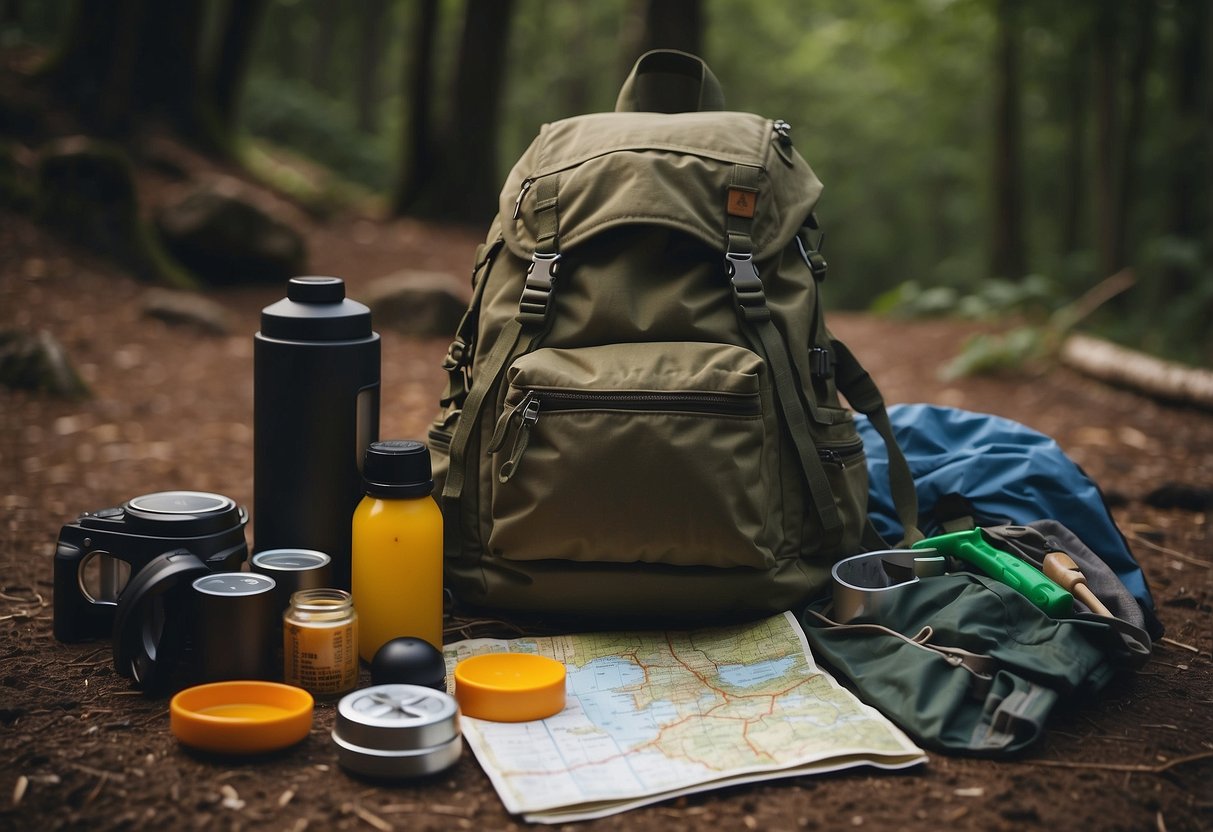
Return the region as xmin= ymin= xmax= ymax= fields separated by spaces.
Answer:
xmin=254 ymin=276 xmax=380 ymax=589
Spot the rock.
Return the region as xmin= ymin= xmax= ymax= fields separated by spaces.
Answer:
xmin=35 ymin=136 xmax=196 ymax=289
xmin=141 ymin=288 xmax=233 ymax=335
xmin=362 ymin=272 xmax=466 ymax=336
xmin=155 ymin=183 xmax=307 ymax=286
xmin=0 ymin=329 xmax=90 ymax=398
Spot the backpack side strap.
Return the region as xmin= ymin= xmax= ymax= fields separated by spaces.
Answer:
xmin=832 ymin=339 xmax=923 ymax=547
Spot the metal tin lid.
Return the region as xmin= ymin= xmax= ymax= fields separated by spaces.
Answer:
xmin=192 ymin=572 xmax=276 ymax=597
xmin=331 ymin=685 xmax=462 ymax=779
xmin=251 ymin=549 xmax=331 ymax=573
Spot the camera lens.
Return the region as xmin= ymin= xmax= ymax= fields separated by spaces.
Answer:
xmin=128 ymin=492 xmax=234 ymax=516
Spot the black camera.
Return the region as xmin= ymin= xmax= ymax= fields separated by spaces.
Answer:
xmin=53 ymin=491 xmax=248 ymax=642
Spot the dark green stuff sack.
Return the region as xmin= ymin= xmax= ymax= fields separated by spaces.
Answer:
xmin=802 ymin=522 xmax=1151 ymax=755
xmin=429 ymin=50 xmax=918 ymax=624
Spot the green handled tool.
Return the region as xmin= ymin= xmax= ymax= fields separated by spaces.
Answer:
xmin=912 ymin=528 xmax=1074 ymax=617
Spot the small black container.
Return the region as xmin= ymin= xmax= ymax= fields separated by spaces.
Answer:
xmin=254 ymin=277 xmax=380 ymax=590
xmin=192 ymin=572 xmax=279 ymax=682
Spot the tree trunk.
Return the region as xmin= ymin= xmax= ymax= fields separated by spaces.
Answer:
xmin=990 ymin=0 xmax=1026 ymax=280
xmin=414 ymin=0 xmax=516 ymax=222
xmin=40 ymin=0 xmax=126 ymax=126
xmin=634 ymin=0 xmax=703 ymax=61
xmin=309 ymin=0 xmax=342 ymax=95
xmin=1092 ymin=3 xmax=1121 ymax=280
xmin=1167 ymin=0 xmax=1212 ymax=296
xmin=355 ymin=0 xmax=390 ymax=134
xmin=211 ymin=0 xmax=269 ymax=134
xmin=392 ymin=0 xmax=440 ymax=215
xmin=1114 ymin=0 xmax=1157 ymax=271
xmin=41 ymin=0 xmax=233 ymax=154
xmin=1059 ymin=30 xmax=1089 ymax=258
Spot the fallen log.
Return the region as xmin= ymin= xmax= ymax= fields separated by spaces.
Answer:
xmin=1060 ymin=333 xmax=1213 ymax=411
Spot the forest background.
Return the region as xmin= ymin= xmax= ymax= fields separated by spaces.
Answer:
xmin=2 ymin=0 xmax=1211 ymax=367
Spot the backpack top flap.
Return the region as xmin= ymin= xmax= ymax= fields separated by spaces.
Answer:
xmin=499 ymin=110 xmax=823 ymax=262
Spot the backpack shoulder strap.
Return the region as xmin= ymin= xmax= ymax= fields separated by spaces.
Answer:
xmin=725 ymin=164 xmax=844 ymax=549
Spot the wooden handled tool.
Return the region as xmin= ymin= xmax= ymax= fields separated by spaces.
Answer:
xmin=1041 ymin=551 xmax=1114 ymax=617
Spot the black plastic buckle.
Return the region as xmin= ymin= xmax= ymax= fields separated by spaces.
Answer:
xmin=442 ymin=339 xmax=467 ymax=372
xmin=517 ymin=252 xmax=561 ymax=326
xmin=810 ymin=347 xmax=834 ymax=379
xmin=795 ymin=233 xmax=828 ymax=281
xmin=725 ymin=251 xmax=770 ymax=322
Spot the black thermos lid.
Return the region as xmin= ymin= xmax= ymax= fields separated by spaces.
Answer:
xmin=362 ymin=440 xmax=433 ymax=499
xmin=259 ymin=276 xmax=373 ymax=341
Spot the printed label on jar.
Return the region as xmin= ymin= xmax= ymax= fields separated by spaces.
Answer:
xmin=284 ymin=618 xmax=358 ymax=695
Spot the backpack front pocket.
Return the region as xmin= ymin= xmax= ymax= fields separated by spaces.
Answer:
xmin=486 ymin=341 xmax=781 ymax=569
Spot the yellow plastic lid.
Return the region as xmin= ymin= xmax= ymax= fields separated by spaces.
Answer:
xmin=170 ymin=681 xmax=314 ymax=755
xmin=454 ymin=653 xmax=566 ymax=722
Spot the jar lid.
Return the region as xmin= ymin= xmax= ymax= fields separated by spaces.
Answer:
xmin=454 ymin=653 xmax=566 ymax=722
xmin=171 ymin=681 xmax=313 ymax=755
xmin=331 ymin=685 xmax=462 ymax=779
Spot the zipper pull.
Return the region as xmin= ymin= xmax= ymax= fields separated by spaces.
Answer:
xmin=512 ymin=178 xmax=534 ymax=220
xmin=773 ymin=119 xmax=793 ymax=146
xmin=772 ymin=119 xmax=794 ymax=166
xmin=488 ymin=391 xmax=535 ymax=453
xmin=498 ymin=396 xmax=540 ymax=483
xmin=819 ymin=447 xmax=844 ymax=468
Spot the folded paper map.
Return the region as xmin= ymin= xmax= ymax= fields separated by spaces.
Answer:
xmin=443 ymin=611 xmax=926 ymax=823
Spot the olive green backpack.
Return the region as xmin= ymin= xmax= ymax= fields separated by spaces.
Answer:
xmin=430 ymin=50 xmax=920 ymax=624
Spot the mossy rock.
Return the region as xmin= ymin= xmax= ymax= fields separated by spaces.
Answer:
xmin=154 ymin=185 xmax=307 ymax=286
xmin=34 ymin=136 xmax=196 ymax=289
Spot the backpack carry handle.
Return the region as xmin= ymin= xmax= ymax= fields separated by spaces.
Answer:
xmin=615 ymin=49 xmax=726 ymax=113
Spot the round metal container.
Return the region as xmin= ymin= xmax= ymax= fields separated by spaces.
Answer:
xmin=250 ymin=549 xmax=333 ymax=610
xmin=192 ymin=572 xmax=278 ymax=683
xmin=332 ymin=684 xmax=461 ymax=779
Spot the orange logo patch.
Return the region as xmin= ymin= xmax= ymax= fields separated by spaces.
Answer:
xmin=727 ymin=187 xmax=758 ymax=219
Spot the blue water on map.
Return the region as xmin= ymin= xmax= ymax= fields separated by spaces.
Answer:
xmin=567 ymin=657 xmax=674 ymax=747
xmin=717 ymin=656 xmax=797 ymax=687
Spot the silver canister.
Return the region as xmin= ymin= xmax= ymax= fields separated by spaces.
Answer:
xmin=250 ymin=549 xmax=334 ymax=610
xmin=191 ymin=572 xmax=278 ymax=682
xmin=331 ymin=684 xmax=462 ymax=779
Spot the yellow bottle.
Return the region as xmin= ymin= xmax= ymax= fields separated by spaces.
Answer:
xmin=351 ymin=440 xmax=444 ymax=661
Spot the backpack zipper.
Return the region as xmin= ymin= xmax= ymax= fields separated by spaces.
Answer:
xmin=490 ymin=389 xmax=762 ymax=483
xmin=818 ymin=438 xmax=865 ymax=469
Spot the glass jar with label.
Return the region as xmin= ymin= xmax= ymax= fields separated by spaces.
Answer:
xmin=284 ymin=588 xmax=359 ymax=697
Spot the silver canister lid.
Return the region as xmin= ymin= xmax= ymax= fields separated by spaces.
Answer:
xmin=332 ymin=684 xmax=462 ymax=779
xmin=250 ymin=549 xmax=333 ymax=607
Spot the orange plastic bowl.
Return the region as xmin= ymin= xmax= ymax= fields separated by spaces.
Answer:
xmin=170 ymin=681 xmax=314 ymax=755
xmin=454 ymin=653 xmax=566 ymax=722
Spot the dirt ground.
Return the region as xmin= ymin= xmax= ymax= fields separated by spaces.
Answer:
xmin=1 ymin=148 xmax=1212 ymax=832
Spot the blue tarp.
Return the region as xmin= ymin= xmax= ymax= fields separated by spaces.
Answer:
xmin=857 ymin=403 xmax=1157 ymax=618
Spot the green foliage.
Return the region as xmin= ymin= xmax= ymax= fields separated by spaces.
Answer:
xmin=940 ymin=327 xmax=1052 ymax=380
xmin=242 ymin=75 xmax=394 ymax=190
xmin=872 ymin=275 xmax=1056 ymax=320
